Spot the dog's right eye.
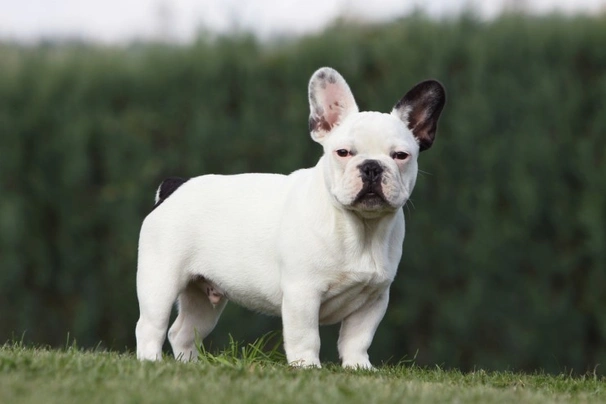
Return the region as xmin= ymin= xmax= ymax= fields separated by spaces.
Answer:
xmin=336 ymin=149 xmax=350 ymax=157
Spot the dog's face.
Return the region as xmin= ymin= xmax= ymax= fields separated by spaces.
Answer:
xmin=320 ymin=112 xmax=420 ymax=216
xmin=308 ymin=68 xmax=445 ymax=218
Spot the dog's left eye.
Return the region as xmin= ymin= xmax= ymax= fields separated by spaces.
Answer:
xmin=393 ymin=152 xmax=409 ymax=160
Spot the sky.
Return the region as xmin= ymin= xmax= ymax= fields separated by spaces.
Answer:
xmin=1 ymin=0 xmax=605 ymax=43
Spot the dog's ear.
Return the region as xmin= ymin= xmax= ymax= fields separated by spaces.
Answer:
xmin=308 ymin=67 xmax=359 ymax=143
xmin=391 ymin=80 xmax=446 ymax=151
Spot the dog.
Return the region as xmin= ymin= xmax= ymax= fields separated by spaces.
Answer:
xmin=135 ymin=67 xmax=445 ymax=368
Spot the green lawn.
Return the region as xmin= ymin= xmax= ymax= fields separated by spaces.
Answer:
xmin=1 ymin=340 xmax=604 ymax=404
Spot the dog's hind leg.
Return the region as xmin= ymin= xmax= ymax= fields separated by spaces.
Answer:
xmin=135 ymin=257 xmax=184 ymax=361
xmin=168 ymin=280 xmax=227 ymax=361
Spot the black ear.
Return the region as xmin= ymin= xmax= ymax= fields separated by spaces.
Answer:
xmin=392 ymin=80 xmax=446 ymax=151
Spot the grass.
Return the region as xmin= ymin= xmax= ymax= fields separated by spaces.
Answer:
xmin=1 ymin=336 xmax=604 ymax=404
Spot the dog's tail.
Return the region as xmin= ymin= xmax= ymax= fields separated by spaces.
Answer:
xmin=153 ymin=177 xmax=189 ymax=210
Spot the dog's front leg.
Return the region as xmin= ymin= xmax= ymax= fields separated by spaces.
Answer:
xmin=281 ymin=287 xmax=322 ymax=368
xmin=338 ymin=289 xmax=390 ymax=369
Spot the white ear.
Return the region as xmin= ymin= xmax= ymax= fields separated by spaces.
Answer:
xmin=308 ymin=67 xmax=359 ymax=143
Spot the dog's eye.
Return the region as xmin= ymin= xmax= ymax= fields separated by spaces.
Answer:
xmin=336 ymin=149 xmax=350 ymax=157
xmin=393 ymin=152 xmax=409 ymax=160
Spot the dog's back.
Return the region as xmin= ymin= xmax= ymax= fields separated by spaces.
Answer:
xmin=139 ymin=172 xmax=299 ymax=314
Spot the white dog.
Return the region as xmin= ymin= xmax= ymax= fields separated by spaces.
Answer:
xmin=135 ymin=67 xmax=445 ymax=368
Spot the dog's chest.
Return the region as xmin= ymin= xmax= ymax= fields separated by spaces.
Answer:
xmin=318 ymin=267 xmax=392 ymax=325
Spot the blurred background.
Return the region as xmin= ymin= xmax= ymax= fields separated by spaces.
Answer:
xmin=1 ymin=0 xmax=605 ymax=375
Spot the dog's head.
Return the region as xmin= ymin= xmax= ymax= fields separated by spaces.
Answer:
xmin=308 ymin=67 xmax=445 ymax=219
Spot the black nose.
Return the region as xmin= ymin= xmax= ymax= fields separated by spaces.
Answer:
xmin=359 ymin=160 xmax=383 ymax=183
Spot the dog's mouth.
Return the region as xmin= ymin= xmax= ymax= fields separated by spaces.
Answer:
xmin=353 ymin=185 xmax=388 ymax=209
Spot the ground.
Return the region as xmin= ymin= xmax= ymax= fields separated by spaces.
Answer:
xmin=1 ymin=338 xmax=604 ymax=404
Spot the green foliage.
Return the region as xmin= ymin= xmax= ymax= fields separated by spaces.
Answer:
xmin=196 ymin=332 xmax=285 ymax=368
xmin=1 ymin=344 xmax=604 ymax=404
xmin=1 ymin=14 xmax=606 ymax=374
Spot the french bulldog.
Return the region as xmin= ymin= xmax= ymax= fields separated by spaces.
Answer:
xmin=135 ymin=67 xmax=445 ymax=368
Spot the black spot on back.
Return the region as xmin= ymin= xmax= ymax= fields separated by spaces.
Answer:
xmin=152 ymin=177 xmax=189 ymax=211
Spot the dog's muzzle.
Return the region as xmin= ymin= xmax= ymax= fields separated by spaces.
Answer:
xmin=354 ymin=160 xmax=388 ymax=208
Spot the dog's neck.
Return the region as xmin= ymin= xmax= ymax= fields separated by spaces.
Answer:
xmin=346 ymin=209 xmax=400 ymax=248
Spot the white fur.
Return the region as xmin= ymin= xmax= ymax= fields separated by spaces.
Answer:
xmin=136 ymin=67 xmax=438 ymax=369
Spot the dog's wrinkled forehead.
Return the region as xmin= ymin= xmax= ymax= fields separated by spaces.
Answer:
xmin=329 ymin=111 xmax=418 ymax=155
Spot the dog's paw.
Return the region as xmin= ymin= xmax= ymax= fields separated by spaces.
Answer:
xmin=342 ymin=358 xmax=375 ymax=370
xmin=288 ymin=358 xmax=322 ymax=369
xmin=136 ymin=350 xmax=163 ymax=361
